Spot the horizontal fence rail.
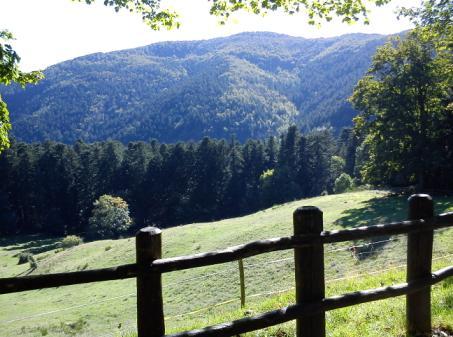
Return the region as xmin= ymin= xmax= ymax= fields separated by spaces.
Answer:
xmin=0 ymin=194 xmax=452 ymax=337
xmin=166 ymin=266 xmax=453 ymax=337
xmin=150 ymin=213 xmax=453 ymax=273
xmin=1 ymin=213 xmax=452 ymax=294
xmin=0 ymin=263 xmax=137 ymax=294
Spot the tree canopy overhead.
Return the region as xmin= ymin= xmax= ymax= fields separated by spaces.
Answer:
xmin=76 ymin=0 xmax=393 ymax=30
xmin=0 ymin=31 xmax=43 ymax=151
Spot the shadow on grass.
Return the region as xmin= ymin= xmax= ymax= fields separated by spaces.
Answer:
xmin=335 ymin=194 xmax=453 ymax=230
xmin=0 ymin=235 xmax=62 ymax=255
xmin=334 ymin=194 xmax=453 ymax=261
xmin=335 ymin=195 xmax=406 ymax=230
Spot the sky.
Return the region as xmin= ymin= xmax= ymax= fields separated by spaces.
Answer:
xmin=0 ymin=0 xmax=416 ymax=72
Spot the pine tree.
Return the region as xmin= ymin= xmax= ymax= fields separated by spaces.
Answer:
xmin=223 ymin=138 xmax=246 ymax=216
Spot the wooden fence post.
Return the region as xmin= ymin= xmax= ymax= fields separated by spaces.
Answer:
xmin=293 ymin=206 xmax=325 ymax=337
xmin=238 ymin=259 xmax=246 ymax=308
xmin=136 ymin=227 xmax=165 ymax=337
xmin=407 ymin=194 xmax=434 ymax=336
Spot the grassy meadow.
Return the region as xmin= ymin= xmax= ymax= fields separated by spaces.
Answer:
xmin=0 ymin=190 xmax=452 ymax=337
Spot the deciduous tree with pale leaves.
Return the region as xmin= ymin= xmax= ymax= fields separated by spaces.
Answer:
xmin=88 ymin=195 xmax=133 ymax=238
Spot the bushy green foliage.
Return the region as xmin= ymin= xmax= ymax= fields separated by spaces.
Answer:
xmin=0 ymin=30 xmax=43 ymax=152
xmin=17 ymin=251 xmax=33 ymax=265
xmin=86 ymin=0 xmax=394 ymax=29
xmin=0 ymin=96 xmax=11 ymax=152
xmin=88 ymin=195 xmax=133 ymax=239
xmin=334 ymin=173 xmax=353 ymax=193
xmin=260 ymin=169 xmax=274 ymax=181
xmin=331 ymin=155 xmax=345 ymax=181
xmin=60 ymin=235 xmax=82 ymax=249
xmin=350 ymin=1 xmax=453 ymax=190
xmin=17 ymin=252 xmax=37 ymax=269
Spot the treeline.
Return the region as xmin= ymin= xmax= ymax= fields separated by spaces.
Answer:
xmin=0 ymin=126 xmax=356 ymax=236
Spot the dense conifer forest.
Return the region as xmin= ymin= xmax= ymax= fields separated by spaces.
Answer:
xmin=0 ymin=127 xmax=353 ymax=236
xmin=2 ymin=121 xmax=451 ymax=237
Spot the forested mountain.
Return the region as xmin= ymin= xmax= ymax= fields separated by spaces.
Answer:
xmin=3 ymin=32 xmax=390 ymax=143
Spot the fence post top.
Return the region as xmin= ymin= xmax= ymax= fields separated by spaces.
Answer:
xmin=137 ymin=227 xmax=162 ymax=236
xmin=408 ymin=194 xmax=433 ymax=221
xmin=293 ymin=206 xmax=323 ymax=233
xmin=408 ymin=194 xmax=432 ymax=202
xmin=294 ymin=206 xmax=322 ymax=216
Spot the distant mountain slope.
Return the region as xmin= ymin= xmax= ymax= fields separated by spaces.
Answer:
xmin=3 ymin=32 xmax=389 ymax=143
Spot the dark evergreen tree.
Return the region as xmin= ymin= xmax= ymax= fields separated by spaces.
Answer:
xmin=242 ymin=140 xmax=266 ymax=212
xmin=264 ymin=136 xmax=278 ymax=170
xmin=306 ymin=129 xmax=335 ymax=195
xmin=189 ymin=138 xmax=229 ymax=221
xmin=119 ymin=142 xmax=152 ymax=226
xmin=0 ymin=147 xmax=17 ymax=234
xmin=8 ymin=143 xmax=39 ymax=233
xmin=140 ymin=145 xmax=164 ymax=225
xmin=223 ymin=138 xmax=246 ymax=217
xmin=97 ymin=141 xmax=124 ymax=195
xmin=337 ymin=128 xmax=358 ymax=177
xmin=73 ymin=140 xmax=100 ymax=233
xmin=295 ymin=134 xmax=309 ymax=196
xmin=272 ymin=126 xmax=301 ymax=202
xmin=35 ymin=142 xmax=78 ymax=234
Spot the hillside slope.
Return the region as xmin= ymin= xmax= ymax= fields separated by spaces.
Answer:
xmin=2 ymin=32 xmax=389 ymax=143
xmin=0 ymin=191 xmax=452 ymax=337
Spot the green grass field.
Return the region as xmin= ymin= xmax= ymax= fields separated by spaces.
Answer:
xmin=0 ymin=190 xmax=452 ymax=337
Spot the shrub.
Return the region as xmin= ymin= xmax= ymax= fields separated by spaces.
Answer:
xmin=334 ymin=173 xmax=353 ymax=193
xmin=259 ymin=168 xmax=274 ymax=181
xmin=37 ymin=327 xmax=48 ymax=336
xmin=88 ymin=195 xmax=133 ymax=239
xmin=18 ymin=252 xmax=33 ymax=265
xmin=60 ymin=235 xmax=82 ymax=249
xmin=331 ymin=155 xmax=346 ymax=180
xmin=29 ymin=255 xmax=37 ymax=270
xmin=59 ymin=318 xmax=88 ymax=335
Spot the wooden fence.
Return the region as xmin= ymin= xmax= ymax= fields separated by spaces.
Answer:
xmin=1 ymin=194 xmax=452 ymax=337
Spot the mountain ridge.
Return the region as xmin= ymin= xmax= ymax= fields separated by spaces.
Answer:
xmin=3 ymin=31 xmax=392 ymax=143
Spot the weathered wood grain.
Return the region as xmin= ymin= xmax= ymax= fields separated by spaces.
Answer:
xmin=407 ymin=194 xmax=434 ymax=336
xmin=136 ymin=227 xmax=165 ymax=337
xmin=293 ymin=206 xmax=325 ymax=337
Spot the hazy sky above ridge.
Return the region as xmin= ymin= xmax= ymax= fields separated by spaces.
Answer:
xmin=1 ymin=0 xmax=416 ymax=71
